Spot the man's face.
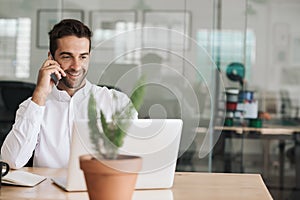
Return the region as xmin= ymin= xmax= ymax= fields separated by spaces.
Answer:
xmin=54 ymin=35 xmax=90 ymax=91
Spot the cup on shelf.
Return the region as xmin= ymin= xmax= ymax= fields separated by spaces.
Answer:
xmin=225 ymin=88 xmax=239 ymax=103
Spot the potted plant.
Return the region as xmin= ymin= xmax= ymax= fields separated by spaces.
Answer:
xmin=80 ymin=76 xmax=145 ymax=200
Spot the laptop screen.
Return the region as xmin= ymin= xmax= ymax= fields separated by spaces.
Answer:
xmin=54 ymin=119 xmax=183 ymax=191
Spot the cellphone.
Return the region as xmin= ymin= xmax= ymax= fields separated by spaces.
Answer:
xmin=50 ymin=73 xmax=59 ymax=85
xmin=49 ymin=54 xmax=59 ymax=85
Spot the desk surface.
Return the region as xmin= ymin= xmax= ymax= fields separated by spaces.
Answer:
xmin=197 ymin=125 xmax=300 ymax=135
xmin=220 ymin=125 xmax=300 ymax=135
xmin=0 ymin=167 xmax=273 ymax=200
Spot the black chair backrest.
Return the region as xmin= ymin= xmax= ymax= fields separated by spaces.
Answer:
xmin=0 ymin=81 xmax=36 ymax=112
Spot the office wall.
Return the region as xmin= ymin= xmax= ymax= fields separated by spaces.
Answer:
xmin=0 ymin=0 xmax=202 ymax=83
xmin=1 ymin=0 xmax=300 ymax=116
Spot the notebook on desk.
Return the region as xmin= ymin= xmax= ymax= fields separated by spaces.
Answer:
xmin=52 ymin=119 xmax=183 ymax=192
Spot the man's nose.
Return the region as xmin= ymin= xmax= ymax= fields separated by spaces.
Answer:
xmin=70 ymin=58 xmax=82 ymax=70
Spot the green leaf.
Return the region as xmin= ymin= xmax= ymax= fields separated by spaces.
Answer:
xmin=100 ymin=110 xmax=108 ymax=136
xmin=130 ymin=75 xmax=146 ymax=111
xmin=88 ymin=93 xmax=101 ymax=154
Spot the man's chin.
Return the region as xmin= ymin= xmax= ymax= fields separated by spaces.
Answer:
xmin=60 ymin=78 xmax=85 ymax=89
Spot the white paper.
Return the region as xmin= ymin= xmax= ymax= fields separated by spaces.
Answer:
xmin=2 ymin=171 xmax=46 ymax=187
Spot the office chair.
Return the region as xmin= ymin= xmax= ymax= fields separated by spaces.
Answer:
xmin=0 ymin=81 xmax=36 ymax=166
xmin=280 ymin=90 xmax=299 ymax=120
xmin=0 ymin=80 xmax=36 ymax=122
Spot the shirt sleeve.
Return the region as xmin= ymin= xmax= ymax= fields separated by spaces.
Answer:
xmin=1 ymin=98 xmax=45 ymax=169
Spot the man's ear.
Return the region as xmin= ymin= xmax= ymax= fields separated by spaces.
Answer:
xmin=48 ymin=51 xmax=54 ymax=60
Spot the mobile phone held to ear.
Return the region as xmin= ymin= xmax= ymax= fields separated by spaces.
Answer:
xmin=50 ymin=73 xmax=59 ymax=85
xmin=49 ymin=54 xmax=59 ymax=85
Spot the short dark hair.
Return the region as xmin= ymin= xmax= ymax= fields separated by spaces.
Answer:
xmin=48 ymin=19 xmax=92 ymax=57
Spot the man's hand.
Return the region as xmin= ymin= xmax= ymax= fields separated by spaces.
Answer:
xmin=31 ymin=56 xmax=66 ymax=106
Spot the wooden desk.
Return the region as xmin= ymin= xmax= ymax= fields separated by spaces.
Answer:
xmin=0 ymin=168 xmax=273 ymax=200
xmin=214 ymin=125 xmax=300 ymax=136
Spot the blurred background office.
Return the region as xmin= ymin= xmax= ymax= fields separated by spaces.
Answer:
xmin=1 ymin=0 xmax=300 ymax=199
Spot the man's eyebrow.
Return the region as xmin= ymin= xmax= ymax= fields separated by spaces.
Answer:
xmin=59 ymin=52 xmax=89 ymax=56
xmin=59 ymin=52 xmax=72 ymax=56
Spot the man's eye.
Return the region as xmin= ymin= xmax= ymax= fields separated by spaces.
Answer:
xmin=61 ymin=56 xmax=72 ymax=61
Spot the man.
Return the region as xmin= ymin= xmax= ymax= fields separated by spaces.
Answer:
xmin=1 ymin=19 xmax=137 ymax=169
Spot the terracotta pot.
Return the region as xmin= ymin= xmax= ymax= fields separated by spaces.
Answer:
xmin=79 ymin=154 xmax=142 ymax=200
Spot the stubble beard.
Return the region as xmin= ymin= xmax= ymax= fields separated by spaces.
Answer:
xmin=61 ymin=68 xmax=87 ymax=89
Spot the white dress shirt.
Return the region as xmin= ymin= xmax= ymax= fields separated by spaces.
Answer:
xmin=1 ymin=80 xmax=137 ymax=169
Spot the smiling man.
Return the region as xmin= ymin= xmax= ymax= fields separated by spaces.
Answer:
xmin=1 ymin=19 xmax=137 ymax=169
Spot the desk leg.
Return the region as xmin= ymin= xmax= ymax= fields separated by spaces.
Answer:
xmin=291 ymin=133 xmax=300 ymax=200
xmin=295 ymin=133 xmax=300 ymax=189
xmin=263 ymin=140 xmax=270 ymax=179
xmin=279 ymin=140 xmax=285 ymax=191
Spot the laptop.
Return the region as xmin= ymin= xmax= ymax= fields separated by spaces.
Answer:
xmin=52 ymin=119 xmax=183 ymax=191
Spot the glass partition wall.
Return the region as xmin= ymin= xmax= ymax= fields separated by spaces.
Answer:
xmin=1 ymin=0 xmax=300 ymax=199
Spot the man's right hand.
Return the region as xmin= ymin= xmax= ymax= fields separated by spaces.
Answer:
xmin=31 ymin=56 xmax=66 ymax=106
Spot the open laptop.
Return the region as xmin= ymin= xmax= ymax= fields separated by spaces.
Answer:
xmin=52 ymin=119 xmax=183 ymax=191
